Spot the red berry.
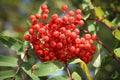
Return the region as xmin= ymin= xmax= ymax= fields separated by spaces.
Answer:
xmin=62 ymin=5 xmax=68 ymax=11
xmin=44 ymin=56 xmax=50 ymax=61
xmin=92 ymin=35 xmax=97 ymax=40
xmin=29 ymin=28 xmax=34 ymax=35
xmin=84 ymin=34 xmax=91 ymax=40
xmin=24 ymin=35 xmax=30 ymax=41
xmin=78 ymin=20 xmax=84 ymax=26
xmin=43 ymin=9 xmax=49 ymax=14
xmin=68 ymin=11 xmax=74 ymax=16
xmin=74 ymin=28 xmax=80 ymax=34
xmin=30 ymin=15 xmax=36 ymax=20
xmin=69 ymin=46 xmax=75 ymax=52
xmin=76 ymin=9 xmax=82 ymax=14
xmin=57 ymin=42 xmax=63 ymax=49
xmin=53 ymin=31 xmax=59 ymax=37
xmin=42 ymin=36 xmax=49 ymax=42
xmin=75 ymin=38 xmax=81 ymax=44
xmin=35 ymin=13 xmax=41 ymax=19
xmin=41 ymin=4 xmax=48 ymax=11
xmin=42 ymin=14 xmax=48 ymax=20
xmin=50 ymin=41 xmax=56 ymax=47
xmin=76 ymin=14 xmax=82 ymax=20
xmin=37 ymin=50 xmax=43 ymax=56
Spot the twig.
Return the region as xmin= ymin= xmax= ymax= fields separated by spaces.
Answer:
xmin=66 ymin=65 xmax=73 ymax=80
xmin=86 ymin=18 xmax=114 ymax=31
xmin=12 ymin=50 xmax=27 ymax=80
xmin=97 ymin=39 xmax=120 ymax=64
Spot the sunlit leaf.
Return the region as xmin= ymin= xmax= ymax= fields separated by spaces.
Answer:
xmin=68 ymin=58 xmax=92 ymax=80
xmin=72 ymin=72 xmax=82 ymax=80
xmin=114 ymin=48 xmax=120 ymax=58
xmin=102 ymin=19 xmax=115 ymax=27
xmin=48 ymin=76 xmax=69 ymax=80
xmin=94 ymin=7 xmax=104 ymax=19
xmin=0 ymin=56 xmax=18 ymax=67
xmin=0 ymin=70 xmax=15 ymax=80
xmin=112 ymin=29 xmax=120 ymax=40
xmin=32 ymin=61 xmax=65 ymax=77
xmin=92 ymin=44 xmax=101 ymax=68
xmin=0 ymin=33 xmax=23 ymax=55
xmin=22 ymin=62 xmax=40 ymax=80
xmin=88 ymin=23 xmax=96 ymax=32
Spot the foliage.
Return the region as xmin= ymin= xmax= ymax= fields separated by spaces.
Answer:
xmin=0 ymin=0 xmax=120 ymax=80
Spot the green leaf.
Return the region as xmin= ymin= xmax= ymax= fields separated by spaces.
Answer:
xmin=83 ymin=0 xmax=94 ymax=9
xmin=88 ymin=23 xmax=96 ymax=32
xmin=112 ymin=15 xmax=120 ymax=26
xmin=94 ymin=7 xmax=104 ymax=19
xmin=68 ymin=58 xmax=92 ymax=80
xmin=33 ymin=61 xmax=65 ymax=77
xmin=72 ymin=72 xmax=82 ymax=80
xmin=92 ymin=44 xmax=101 ymax=68
xmin=0 ymin=70 xmax=15 ymax=80
xmin=112 ymin=29 xmax=120 ymax=40
xmin=114 ymin=48 xmax=120 ymax=58
xmin=0 ymin=56 xmax=18 ymax=67
xmin=22 ymin=62 xmax=40 ymax=80
xmin=0 ymin=33 xmax=23 ymax=55
xmin=48 ymin=76 xmax=69 ymax=80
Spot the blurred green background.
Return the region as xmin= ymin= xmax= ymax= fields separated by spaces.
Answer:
xmin=0 ymin=0 xmax=120 ymax=80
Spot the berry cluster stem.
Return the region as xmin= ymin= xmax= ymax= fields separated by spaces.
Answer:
xmin=86 ymin=18 xmax=113 ymax=31
xmin=97 ymin=39 xmax=120 ymax=64
xmin=12 ymin=52 xmax=26 ymax=80
xmin=66 ymin=65 xmax=73 ymax=80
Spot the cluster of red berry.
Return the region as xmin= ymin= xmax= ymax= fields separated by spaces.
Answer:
xmin=24 ymin=4 xmax=97 ymax=64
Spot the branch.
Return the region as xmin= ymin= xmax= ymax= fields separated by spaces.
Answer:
xmin=12 ymin=48 xmax=28 ymax=80
xmin=86 ymin=18 xmax=114 ymax=31
xmin=66 ymin=65 xmax=73 ymax=80
xmin=97 ymin=39 xmax=120 ymax=64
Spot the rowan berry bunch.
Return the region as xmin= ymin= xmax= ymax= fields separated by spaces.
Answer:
xmin=24 ymin=4 xmax=97 ymax=64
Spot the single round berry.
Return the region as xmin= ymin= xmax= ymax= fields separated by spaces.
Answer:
xmin=92 ymin=35 xmax=97 ymax=40
xmin=84 ymin=34 xmax=91 ymax=40
xmin=76 ymin=9 xmax=82 ymax=14
xmin=62 ymin=5 xmax=68 ymax=11
xmin=69 ymin=46 xmax=75 ymax=53
xmin=35 ymin=13 xmax=41 ymax=19
xmin=42 ymin=14 xmax=48 ymax=20
xmin=68 ymin=11 xmax=74 ymax=16
xmin=43 ymin=9 xmax=49 ymax=14
xmin=78 ymin=20 xmax=84 ymax=26
xmin=29 ymin=28 xmax=34 ymax=35
xmin=30 ymin=15 xmax=36 ymax=20
xmin=24 ymin=35 xmax=30 ymax=41
xmin=41 ymin=4 xmax=48 ymax=11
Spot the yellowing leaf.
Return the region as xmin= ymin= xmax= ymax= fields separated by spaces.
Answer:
xmin=112 ymin=29 xmax=120 ymax=40
xmin=94 ymin=7 xmax=104 ymax=19
xmin=80 ymin=62 xmax=92 ymax=80
xmin=114 ymin=48 xmax=120 ymax=58
xmin=68 ymin=58 xmax=92 ymax=80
